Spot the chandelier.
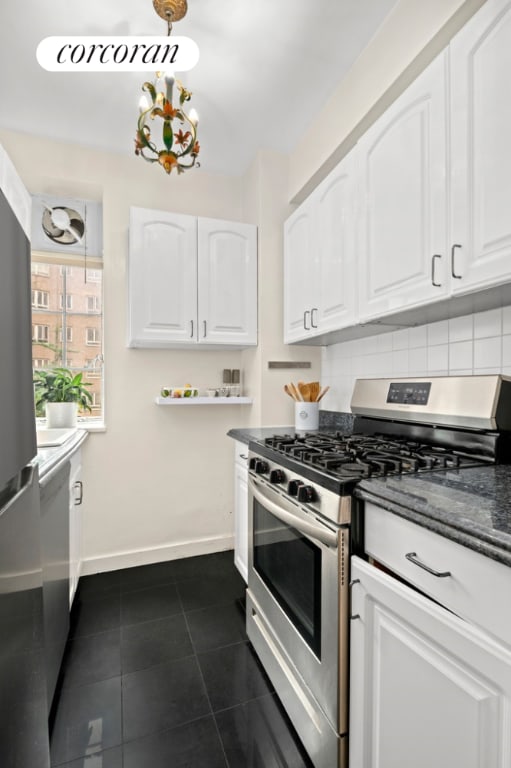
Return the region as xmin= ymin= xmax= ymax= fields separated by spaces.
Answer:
xmin=135 ymin=0 xmax=200 ymax=175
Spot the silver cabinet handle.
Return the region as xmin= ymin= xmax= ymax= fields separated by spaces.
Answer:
xmin=451 ymin=243 xmax=462 ymax=279
xmin=349 ymin=578 xmax=360 ymax=620
xmin=203 ymin=320 xmax=207 ymax=338
xmin=190 ymin=320 xmax=194 ymax=338
xmin=74 ymin=480 xmax=83 ymax=506
xmin=405 ymin=551 xmax=451 ymax=578
xmin=303 ymin=310 xmax=311 ymax=331
xmin=239 ymin=453 xmax=248 ymax=460
xmin=431 ymin=254 xmax=442 ymax=287
xmin=311 ymin=307 xmax=318 ymax=329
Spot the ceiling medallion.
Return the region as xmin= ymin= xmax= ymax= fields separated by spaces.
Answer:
xmin=135 ymin=0 xmax=200 ymax=175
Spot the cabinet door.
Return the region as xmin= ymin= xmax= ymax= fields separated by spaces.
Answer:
xmin=233 ymin=460 xmax=248 ymax=583
xmin=127 ymin=207 xmax=197 ymax=347
xmin=283 ymin=202 xmax=319 ymax=343
xmin=450 ymin=0 xmax=511 ymax=294
xmin=314 ymin=152 xmax=357 ymax=334
xmin=198 ymin=218 xmax=257 ymax=346
xmin=350 ymin=556 xmax=511 ymax=768
xmin=358 ymin=52 xmax=449 ymax=321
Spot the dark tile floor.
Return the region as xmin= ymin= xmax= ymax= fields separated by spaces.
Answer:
xmin=50 ymin=550 xmax=313 ymax=767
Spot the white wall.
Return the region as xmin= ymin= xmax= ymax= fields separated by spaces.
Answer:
xmin=0 ymin=129 xmax=256 ymax=573
xmin=321 ymin=307 xmax=511 ymax=412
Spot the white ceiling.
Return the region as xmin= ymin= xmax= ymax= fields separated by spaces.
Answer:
xmin=0 ymin=0 xmax=398 ymax=176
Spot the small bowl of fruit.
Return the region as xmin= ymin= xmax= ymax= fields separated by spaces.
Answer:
xmin=160 ymin=384 xmax=199 ymax=399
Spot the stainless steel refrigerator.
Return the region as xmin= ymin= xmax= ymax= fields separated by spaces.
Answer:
xmin=0 ymin=163 xmax=51 ymax=766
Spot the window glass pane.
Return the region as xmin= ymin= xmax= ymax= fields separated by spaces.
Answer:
xmin=31 ymin=259 xmax=104 ymax=422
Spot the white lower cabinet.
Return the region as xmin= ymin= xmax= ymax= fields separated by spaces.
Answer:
xmin=350 ymin=503 xmax=511 ymax=768
xmin=233 ymin=440 xmax=248 ymax=582
xmin=68 ymin=448 xmax=83 ymax=607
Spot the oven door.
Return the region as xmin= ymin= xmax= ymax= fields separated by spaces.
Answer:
xmin=247 ymin=474 xmax=348 ymax=743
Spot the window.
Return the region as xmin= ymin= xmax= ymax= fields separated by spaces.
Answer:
xmin=32 ymin=290 xmax=49 ymax=309
xmin=31 ymin=263 xmax=50 ymax=276
xmin=32 ymin=324 xmax=49 ymax=342
xmin=86 ymin=328 xmax=101 ymax=345
xmin=31 ymin=257 xmax=104 ymax=424
xmin=59 ymin=327 xmax=73 ymax=342
xmin=87 ymin=295 xmax=101 ymax=313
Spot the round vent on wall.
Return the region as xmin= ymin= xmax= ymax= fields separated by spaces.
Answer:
xmin=41 ymin=204 xmax=85 ymax=246
xmin=31 ymin=194 xmax=103 ymax=258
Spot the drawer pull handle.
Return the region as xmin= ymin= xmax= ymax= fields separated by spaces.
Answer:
xmin=239 ymin=454 xmax=248 ymax=460
xmin=349 ymin=578 xmax=361 ymax=620
xmin=405 ymin=552 xmax=451 ymax=578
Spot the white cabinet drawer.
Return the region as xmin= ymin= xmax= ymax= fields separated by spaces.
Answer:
xmin=234 ymin=440 xmax=249 ymax=468
xmin=364 ymin=502 xmax=511 ymax=648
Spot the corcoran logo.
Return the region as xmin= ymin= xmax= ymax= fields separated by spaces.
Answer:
xmin=36 ymin=36 xmax=199 ymax=72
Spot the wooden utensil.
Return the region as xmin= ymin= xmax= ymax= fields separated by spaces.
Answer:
xmin=284 ymin=384 xmax=297 ymax=401
xmin=317 ymin=385 xmax=330 ymax=402
xmin=298 ymin=381 xmax=309 ymax=401
xmin=290 ymin=382 xmax=303 ymax=401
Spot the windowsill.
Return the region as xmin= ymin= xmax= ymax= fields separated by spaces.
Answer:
xmin=36 ymin=417 xmax=106 ymax=433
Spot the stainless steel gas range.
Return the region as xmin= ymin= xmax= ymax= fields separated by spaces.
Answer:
xmin=246 ymin=375 xmax=511 ymax=768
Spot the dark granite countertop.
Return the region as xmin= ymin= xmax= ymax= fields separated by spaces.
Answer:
xmin=227 ymin=411 xmax=355 ymax=445
xmin=356 ymin=465 xmax=511 ymax=567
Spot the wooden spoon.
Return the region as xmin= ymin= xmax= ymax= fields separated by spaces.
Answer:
xmin=284 ymin=384 xmax=297 ymax=401
xmin=298 ymin=381 xmax=310 ymax=401
xmin=317 ymin=385 xmax=330 ymax=402
xmin=290 ymin=382 xmax=303 ymax=401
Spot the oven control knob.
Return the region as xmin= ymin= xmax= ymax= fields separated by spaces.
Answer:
xmin=269 ymin=469 xmax=286 ymax=484
xmin=287 ymin=479 xmax=304 ymax=496
xmin=249 ymin=457 xmax=257 ymax=471
xmin=254 ymin=460 xmax=269 ymax=475
xmin=297 ymin=485 xmax=316 ymax=503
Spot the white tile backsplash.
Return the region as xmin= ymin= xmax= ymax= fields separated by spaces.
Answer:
xmin=321 ymin=307 xmax=511 ymax=412
xmin=473 ymin=309 xmax=502 ymax=339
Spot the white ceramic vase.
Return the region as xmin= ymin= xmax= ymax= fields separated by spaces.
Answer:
xmin=45 ymin=402 xmax=78 ymax=429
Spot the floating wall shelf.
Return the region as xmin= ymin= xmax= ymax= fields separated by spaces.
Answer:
xmin=155 ymin=397 xmax=253 ymax=406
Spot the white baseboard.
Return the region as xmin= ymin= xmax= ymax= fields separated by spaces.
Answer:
xmin=80 ymin=534 xmax=235 ymax=576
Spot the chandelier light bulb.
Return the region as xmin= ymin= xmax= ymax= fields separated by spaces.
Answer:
xmin=139 ymin=95 xmax=149 ymax=113
xmin=189 ymin=107 xmax=199 ymax=126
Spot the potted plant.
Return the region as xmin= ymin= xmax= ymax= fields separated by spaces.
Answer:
xmin=33 ymin=367 xmax=93 ymax=428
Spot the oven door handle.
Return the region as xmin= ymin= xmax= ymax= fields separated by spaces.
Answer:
xmin=249 ymin=478 xmax=338 ymax=549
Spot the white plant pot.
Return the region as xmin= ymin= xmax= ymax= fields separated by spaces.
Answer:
xmin=45 ymin=402 xmax=78 ymax=429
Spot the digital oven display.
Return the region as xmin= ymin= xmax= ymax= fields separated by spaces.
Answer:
xmin=386 ymin=381 xmax=432 ymax=406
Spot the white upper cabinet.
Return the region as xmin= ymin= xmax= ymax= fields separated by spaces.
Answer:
xmin=358 ymin=52 xmax=449 ymax=321
xmin=284 ymin=151 xmax=357 ymax=343
xmin=198 ymin=218 xmax=257 ymax=346
xmin=283 ymin=203 xmax=317 ymax=343
xmin=128 ymin=208 xmax=257 ymax=348
xmin=128 ymin=207 xmax=198 ymax=347
xmin=450 ymin=0 xmax=511 ymax=294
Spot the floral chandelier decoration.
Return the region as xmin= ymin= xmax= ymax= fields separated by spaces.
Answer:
xmin=135 ymin=0 xmax=200 ymax=175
